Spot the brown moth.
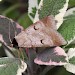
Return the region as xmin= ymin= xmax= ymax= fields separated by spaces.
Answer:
xmin=15 ymin=16 xmax=66 ymax=48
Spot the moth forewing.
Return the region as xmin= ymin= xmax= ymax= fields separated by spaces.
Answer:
xmin=41 ymin=16 xmax=57 ymax=30
xmin=15 ymin=16 xmax=66 ymax=48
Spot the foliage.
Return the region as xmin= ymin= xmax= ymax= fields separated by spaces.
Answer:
xmin=0 ymin=0 xmax=75 ymax=75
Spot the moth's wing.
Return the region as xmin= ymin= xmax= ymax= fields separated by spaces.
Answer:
xmin=15 ymin=22 xmax=48 ymax=47
xmin=15 ymin=20 xmax=66 ymax=48
xmin=15 ymin=31 xmax=32 ymax=47
xmin=41 ymin=16 xmax=57 ymax=30
xmin=45 ymin=28 xmax=67 ymax=46
xmin=15 ymin=21 xmax=54 ymax=47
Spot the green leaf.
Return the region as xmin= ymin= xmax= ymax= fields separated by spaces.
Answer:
xmin=64 ymin=48 xmax=75 ymax=74
xmin=58 ymin=8 xmax=75 ymax=47
xmin=2 ymin=4 xmax=21 ymax=18
xmin=6 ymin=10 xmax=20 ymax=20
xmin=0 ymin=46 xmax=6 ymax=57
xmin=0 ymin=57 xmax=19 ymax=75
xmin=0 ymin=57 xmax=27 ymax=75
xmin=29 ymin=7 xmax=37 ymax=19
xmin=18 ymin=13 xmax=33 ymax=28
xmin=28 ymin=0 xmax=39 ymax=21
xmin=67 ymin=48 xmax=75 ymax=65
xmin=39 ymin=0 xmax=66 ymax=19
xmin=69 ymin=0 xmax=75 ymax=8
xmin=65 ymin=44 xmax=75 ymax=48
xmin=38 ymin=0 xmax=41 ymax=5
xmin=51 ymin=67 xmax=71 ymax=75
xmin=34 ymin=0 xmax=69 ymax=29
xmin=69 ymin=56 xmax=75 ymax=65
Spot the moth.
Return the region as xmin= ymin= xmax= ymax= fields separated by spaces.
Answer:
xmin=15 ymin=16 xmax=66 ymax=48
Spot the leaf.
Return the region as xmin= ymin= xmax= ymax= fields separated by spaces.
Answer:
xmin=64 ymin=48 xmax=75 ymax=74
xmin=34 ymin=0 xmax=69 ymax=29
xmin=0 ymin=4 xmax=7 ymax=14
xmin=0 ymin=46 xmax=6 ymax=57
xmin=28 ymin=0 xmax=39 ymax=21
xmin=0 ymin=57 xmax=27 ymax=75
xmin=38 ymin=0 xmax=41 ymax=5
xmin=6 ymin=10 xmax=20 ymax=20
xmin=18 ymin=13 xmax=33 ymax=28
xmin=65 ymin=44 xmax=75 ymax=48
xmin=34 ymin=46 xmax=68 ymax=65
xmin=15 ymin=16 xmax=66 ymax=48
xmin=69 ymin=57 xmax=75 ymax=64
xmin=58 ymin=8 xmax=75 ymax=47
xmin=69 ymin=0 xmax=75 ymax=8
xmin=0 ymin=15 xmax=23 ymax=46
xmin=2 ymin=4 xmax=21 ymax=19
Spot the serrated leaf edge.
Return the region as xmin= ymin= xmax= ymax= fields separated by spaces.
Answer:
xmin=28 ymin=0 xmax=39 ymax=21
xmin=65 ymin=7 xmax=75 ymax=17
xmin=34 ymin=0 xmax=69 ymax=26
xmin=66 ymin=37 xmax=75 ymax=47
xmin=55 ymin=0 xmax=69 ymax=29
xmin=33 ymin=0 xmax=43 ymax=23
xmin=64 ymin=63 xmax=75 ymax=74
xmin=67 ymin=48 xmax=75 ymax=59
xmin=64 ymin=48 xmax=75 ymax=74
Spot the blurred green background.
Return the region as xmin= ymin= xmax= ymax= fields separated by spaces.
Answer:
xmin=0 ymin=0 xmax=32 ymax=29
xmin=0 ymin=0 xmax=75 ymax=75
